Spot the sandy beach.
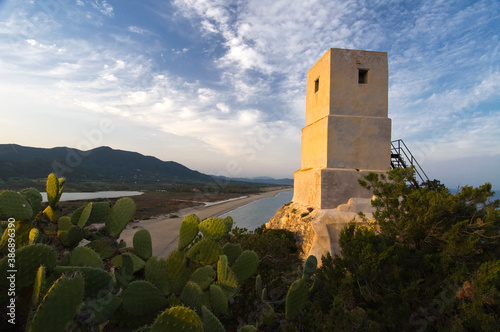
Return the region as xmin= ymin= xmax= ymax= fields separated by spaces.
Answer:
xmin=120 ymin=188 xmax=292 ymax=258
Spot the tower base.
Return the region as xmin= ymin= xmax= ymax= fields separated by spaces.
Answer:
xmin=292 ymin=168 xmax=385 ymax=209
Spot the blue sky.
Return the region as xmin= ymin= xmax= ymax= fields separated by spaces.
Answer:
xmin=0 ymin=0 xmax=499 ymax=189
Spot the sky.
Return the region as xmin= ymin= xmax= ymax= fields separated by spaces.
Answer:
xmin=0 ymin=0 xmax=499 ymax=189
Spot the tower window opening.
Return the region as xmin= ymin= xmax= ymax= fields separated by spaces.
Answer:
xmin=314 ymin=78 xmax=319 ymax=92
xmin=358 ymin=69 xmax=369 ymax=84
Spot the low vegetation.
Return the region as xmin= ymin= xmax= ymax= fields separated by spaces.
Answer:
xmin=0 ymin=169 xmax=498 ymax=331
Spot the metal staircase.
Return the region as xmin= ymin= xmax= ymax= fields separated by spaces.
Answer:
xmin=391 ymin=139 xmax=430 ymax=188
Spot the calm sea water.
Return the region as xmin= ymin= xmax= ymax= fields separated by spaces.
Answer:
xmin=220 ymin=190 xmax=293 ymax=231
xmin=40 ymin=191 xmax=143 ymax=202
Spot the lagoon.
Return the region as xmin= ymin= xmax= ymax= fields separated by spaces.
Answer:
xmin=220 ymin=190 xmax=293 ymax=231
xmin=40 ymin=191 xmax=143 ymax=202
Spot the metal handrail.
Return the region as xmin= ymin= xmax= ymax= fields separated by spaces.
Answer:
xmin=391 ymin=139 xmax=430 ymax=186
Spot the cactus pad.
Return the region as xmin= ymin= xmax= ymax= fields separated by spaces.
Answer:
xmin=70 ymin=205 xmax=85 ymax=225
xmin=302 ymin=255 xmax=317 ymax=280
xmin=178 ymin=214 xmax=200 ymax=250
xmin=59 ymin=225 xmax=84 ymax=247
xmin=112 ymin=253 xmax=145 ymax=273
xmin=167 ymin=250 xmax=191 ymax=294
xmin=0 ymin=190 xmax=33 ymax=220
xmin=190 ymin=266 xmax=216 ymax=290
xmin=145 ymin=256 xmax=171 ymax=295
xmin=231 ymin=250 xmax=259 ymax=285
xmin=209 ymin=284 xmax=228 ymax=316
xmin=20 ymin=187 xmax=43 ymax=217
xmin=222 ymin=243 xmax=243 ymax=264
xmin=86 ymin=238 xmax=117 ymax=259
xmin=202 ymin=305 xmax=225 ymax=332
xmin=105 ymin=197 xmax=136 ymax=238
xmin=198 ymin=217 xmax=227 ymax=240
xmin=29 ymin=272 xmax=84 ymax=332
xmin=122 ymin=280 xmax=168 ymax=316
xmin=180 ymin=281 xmax=203 ymax=313
xmin=32 ymin=265 xmax=46 ymax=306
xmin=87 ymin=201 xmax=111 ymax=224
xmin=285 ymin=278 xmax=308 ymax=319
xmin=29 ymin=227 xmax=41 ymax=244
xmin=238 ymin=326 xmax=257 ymax=332
xmin=0 ymin=244 xmax=57 ymax=290
xmin=151 ymin=306 xmax=203 ymax=332
xmin=79 ymin=292 xmax=122 ymax=325
xmin=133 ymin=228 xmax=152 ymax=260
xmin=46 ymin=173 xmax=61 ymax=208
xmin=43 ymin=205 xmax=61 ymax=222
xmin=77 ymin=202 xmax=93 ymax=228
xmin=71 ymin=246 xmax=104 ymax=269
xmin=187 ymin=238 xmax=221 ymax=265
xmin=54 ymin=265 xmax=114 ymax=299
xmin=223 ymin=216 xmax=233 ymax=233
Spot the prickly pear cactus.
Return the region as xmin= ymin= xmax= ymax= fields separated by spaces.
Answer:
xmin=105 ymin=197 xmax=136 ymax=238
xmin=302 ymin=255 xmax=317 ymax=280
xmin=87 ymin=201 xmax=110 ymax=224
xmin=122 ymin=280 xmax=168 ymax=316
xmin=70 ymin=246 xmax=104 ymax=269
xmin=0 ymin=244 xmax=57 ymax=290
xmin=178 ymin=214 xmax=200 ymax=250
xmin=112 ymin=253 xmax=145 ymax=272
xmin=166 ymin=250 xmax=191 ymax=294
xmin=180 ymin=281 xmax=203 ymax=313
xmin=133 ymin=228 xmax=152 ymax=260
xmin=198 ymin=217 xmax=227 ymax=240
xmin=145 ymin=256 xmax=171 ymax=295
xmin=209 ymin=284 xmax=228 ymax=316
xmin=187 ymin=238 xmax=221 ymax=265
xmin=223 ymin=216 xmax=233 ymax=234
xmin=222 ymin=243 xmax=243 ymax=264
xmin=77 ymin=202 xmax=93 ymax=228
xmin=151 ymin=306 xmax=203 ymax=332
xmin=28 ymin=272 xmax=84 ymax=332
xmin=285 ymin=278 xmax=308 ymax=320
xmin=231 ymin=250 xmax=259 ymax=285
xmin=32 ymin=266 xmax=46 ymax=306
xmin=238 ymin=325 xmax=257 ymax=332
xmin=0 ymin=190 xmax=33 ymax=220
xmin=86 ymin=238 xmax=117 ymax=259
xmin=54 ymin=265 xmax=114 ymax=299
xmin=216 ymin=255 xmax=238 ymax=296
xmin=29 ymin=228 xmax=40 ymax=244
xmin=58 ymin=225 xmax=83 ymax=247
xmin=79 ymin=292 xmax=122 ymax=325
xmin=189 ymin=266 xmax=216 ymax=291
xmin=20 ymin=187 xmax=43 ymax=218
xmin=202 ymin=305 xmax=226 ymax=332
xmin=45 ymin=173 xmax=63 ymax=208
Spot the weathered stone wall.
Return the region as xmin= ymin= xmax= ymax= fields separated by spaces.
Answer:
xmin=267 ymin=198 xmax=375 ymax=262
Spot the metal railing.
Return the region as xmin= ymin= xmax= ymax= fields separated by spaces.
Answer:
xmin=391 ymin=139 xmax=430 ymax=187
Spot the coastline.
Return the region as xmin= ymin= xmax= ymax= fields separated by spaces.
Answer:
xmin=119 ymin=187 xmax=292 ymax=258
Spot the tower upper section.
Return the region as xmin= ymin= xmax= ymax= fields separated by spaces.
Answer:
xmin=305 ymin=48 xmax=388 ymax=126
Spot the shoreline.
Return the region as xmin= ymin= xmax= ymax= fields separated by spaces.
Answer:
xmin=119 ymin=187 xmax=292 ymax=257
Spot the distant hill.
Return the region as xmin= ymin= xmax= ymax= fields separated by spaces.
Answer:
xmin=0 ymin=144 xmax=214 ymax=184
xmin=213 ymin=175 xmax=293 ymax=186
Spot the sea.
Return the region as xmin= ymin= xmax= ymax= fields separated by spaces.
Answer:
xmin=219 ymin=190 xmax=294 ymax=231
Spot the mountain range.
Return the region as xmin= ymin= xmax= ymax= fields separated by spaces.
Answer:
xmin=0 ymin=144 xmax=293 ymax=187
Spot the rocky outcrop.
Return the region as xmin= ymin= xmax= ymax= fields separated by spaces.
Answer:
xmin=266 ymin=198 xmax=375 ymax=262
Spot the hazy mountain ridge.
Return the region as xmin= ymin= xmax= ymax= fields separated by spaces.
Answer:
xmin=0 ymin=144 xmax=213 ymax=183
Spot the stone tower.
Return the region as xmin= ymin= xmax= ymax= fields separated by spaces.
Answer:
xmin=293 ymin=48 xmax=392 ymax=209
